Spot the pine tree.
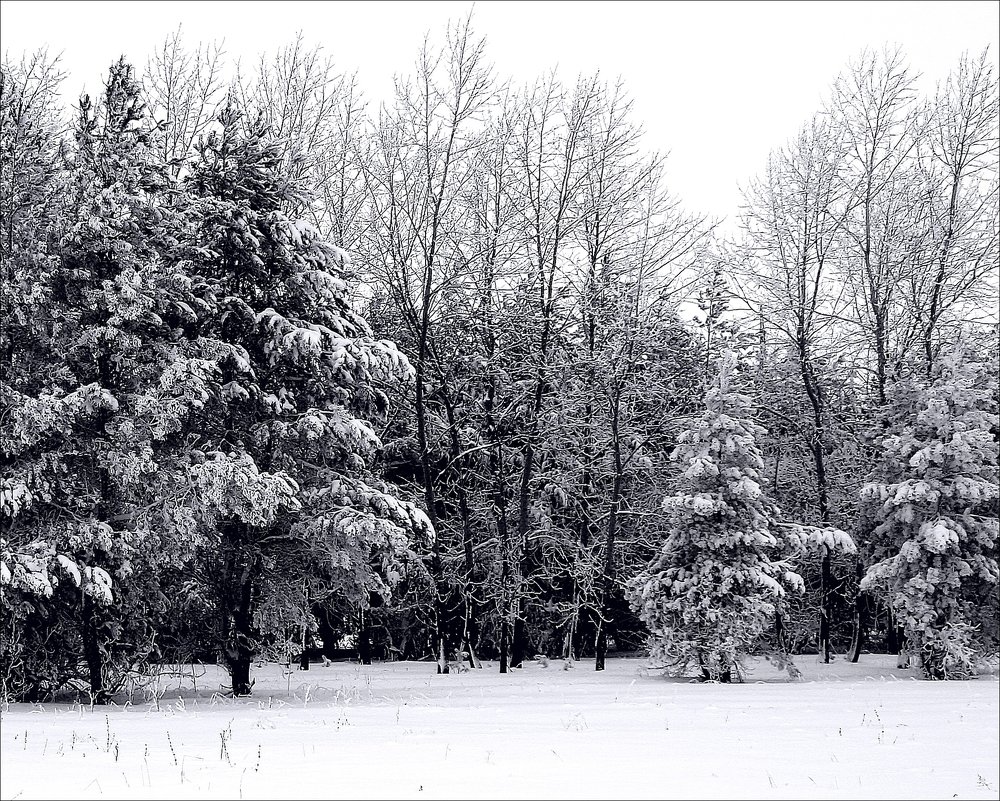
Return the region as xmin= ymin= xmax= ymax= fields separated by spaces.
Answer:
xmin=860 ymin=349 xmax=999 ymax=679
xmin=627 ymin=352 xmax=802 ymax=681
xmin=168 ymin=100 xmax=430 ymax=695
xmin=1 ymin=58 xmax=197 ymax=701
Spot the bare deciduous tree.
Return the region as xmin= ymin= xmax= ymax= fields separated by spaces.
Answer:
xmin=911 ymin=49 xmax=999 ymax=373
xmin=145 ymin=27 xmax=226 ymax=174
xmin=363 ymin=13 xmax=494 ymax=672
xmin=737 ymin=114 xmax=850 ymax=662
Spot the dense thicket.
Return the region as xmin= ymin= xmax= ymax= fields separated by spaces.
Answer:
xmin=1 ymin=24 xmax=997 ymax=697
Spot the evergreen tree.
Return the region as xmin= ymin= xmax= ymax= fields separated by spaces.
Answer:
xmin=2 ymin=72 xmax=430 ymax=701
xmin=167 ymin=100 xmax=430 ymax=695
xmin=627 ymin=352 xmax=803 ymax=681
xmin=1 ymin=58 xmax=196 ymax=701
xmin=860 ymin=349 xmax=999 ymax=678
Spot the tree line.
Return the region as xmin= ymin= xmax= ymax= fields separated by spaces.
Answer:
xmin=1 ymin=18 xmax=997 ymax=700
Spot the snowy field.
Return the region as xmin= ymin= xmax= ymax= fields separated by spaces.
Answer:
xmin=1 ymin=655 xmax=997 ymax=800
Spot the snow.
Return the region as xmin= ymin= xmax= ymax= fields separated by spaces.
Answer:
xmin=780 ymin=523 xmax=857 ymax=555
xmin=55 ymin=555 xmax=81 ymax=588
xmin=82 ymin=565 xmax=114 ymax=605
xmin=920 ymin=519 xmax=959 ymax=553
xmin=2 ymin=656 xmax=997 ymax=800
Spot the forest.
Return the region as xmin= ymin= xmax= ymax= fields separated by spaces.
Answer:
xmin=1 ymin=17 xmax=997 ymax=703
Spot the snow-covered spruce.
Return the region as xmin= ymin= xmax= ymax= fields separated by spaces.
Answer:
xmin=630 ymin=352 xmax=791 ymax=681
xmin=627 ymin=351 xmax=854 ymax=681
xmin=859 ymin=349 xmax=999 ymax=679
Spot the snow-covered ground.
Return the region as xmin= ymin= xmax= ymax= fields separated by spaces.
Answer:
xmin=1 ymin=655 xmax=997 ymax=800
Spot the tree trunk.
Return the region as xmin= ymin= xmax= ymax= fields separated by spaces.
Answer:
xmin=224 ymin=539 xmax=258 ymax=698
xmin=299 ymin=583 xmax=312 ymax=669
xmin=819 ymin=546 xmax=833 ymax=663
xmin=511 ymin=601 xmax=529 ymax=668
xmin=848 ymin=558 xmax=866 ymax=663
xmin=358 ymin=608 xmax=372 ymax=665
xmin=886 ymin=612 xmax=901 ymax=654
xmin=924 ymin=179 xmax=959 ymax=376
xmin=596 ymin=395 xmax=624 ymax=672
xmin=440 ymin=392 xmax=480 ymax=672
xmin=80 ymin=595 xmax=107 ymax=704
xmin=227 ymin=602 xmax=256 ymax=696
xmin=562 ymin=620 xmax=575 ymax=661
xmin=574 ymin=288 xmax=597 ymax=665
xmin=499 ymin=617 xmax=510 ymax=674
xmin=227 ymin=589 xmax=255 ymax=698
xmin=414 ymin=361 xmax=448 ymax=674
xmin=798 ymin=305 xmax=834 ymax=665
xmin=595 ymin=624 xmax=608 ymax=672
xmin=299 ymin=627 xmax=310 ymax=670
xmin=572 ymin=604 xmax=590 ymax=661
xmin=807 ymin=416 xmax=833 ymax=663
xmin=488 ymin=415 xmax=512 ymax=674
xmin=511 ymin=431 xmax=536 ymax=671
xmin=229 ymin=653 xmax=253 ymax=698
xmin=459 ymin=602 xmax=481 ymax=669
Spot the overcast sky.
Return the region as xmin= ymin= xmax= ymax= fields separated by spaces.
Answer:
xmin=3 ymin=0 xmax=997 ymax=229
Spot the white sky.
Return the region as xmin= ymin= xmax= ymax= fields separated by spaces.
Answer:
xmin=2 ymin=0 xmax=998 ymax=229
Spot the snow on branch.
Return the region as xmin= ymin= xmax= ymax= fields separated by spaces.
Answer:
xmin=776 ymin=522 xmax=856 ymax=555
